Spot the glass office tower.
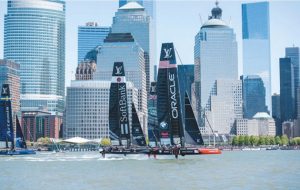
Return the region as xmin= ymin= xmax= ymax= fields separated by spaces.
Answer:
xmin=4 ymin=0 xmax=65 ymax=115
xmin=242 ymin=75 xmax=268 ymax=119
xmin=113 ymin=2 xmax=154 ymax=91
xmin=78 ymin=22 xmax=111 ymax=63
xmin=280 ymin=58 xmax=295 ymax=123
xmin=119 ymin=0 xmax=155 ymax=19
xmin=242 ymin=2 xmax=271 ymax=112
xmin=194 ymin=2 xmax=238 ymax=110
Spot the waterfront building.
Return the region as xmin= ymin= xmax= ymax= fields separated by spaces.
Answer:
xmin=95 ymin=33 xmax=147 ymax=133
xmin=242 ymin=75 xmax=268 ymax=119
xmin=280 ymin=57 xmax=295 ymax=122
xmin=4 ymin=0 xmax=65 ymax=115
xmin=236 ymin=119 xmax=259 ymax=136
xmin=112 ymin=2 xmax=154 ymax=92
xmin=272 ymin=93 xmax=281 ymax=136
xmin=21 ymin=111 xmax=62 ymax=141
xmin=236 ymin=112 xmax=275 ymax=136
xmin=119 ymin=0 xmax=155 ymax=20
xmin=242 ymin=2 xmax=271 ymax=112
xmin=64 ymin=80 xmax=138 ymax=139
xmin=194 ymin=2 xmax=238 ymax=125
xmin=78 ymin=22 xmax=111 ymax=63
xmin=204 ymin=79 xmax=242 ymax=135
xmin=178 ymin=65 xmax=194 ymax=119
xmin=0 ymin=59 xmax=20 ymax=119
xmin=75 ymin=60 xmax=97 ymax=80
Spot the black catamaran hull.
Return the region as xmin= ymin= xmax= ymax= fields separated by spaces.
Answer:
xmin=100 ymin=147 xmax=220 ymax=159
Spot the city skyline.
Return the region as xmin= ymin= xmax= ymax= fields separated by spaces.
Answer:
xmin=0 ymin=0 xmax=299 ymax=94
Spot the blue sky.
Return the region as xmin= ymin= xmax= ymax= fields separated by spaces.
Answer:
xmin=0 ymin=0 xmax=299 ymax=94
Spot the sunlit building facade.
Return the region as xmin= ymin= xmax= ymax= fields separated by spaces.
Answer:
xmin=194 ymin=2 xmax=238 ymax=126
xmin=4 ymin=0 xmax=65 ymax=115
xmin=112 ymin=2 xmax=154 ymax=92
xmin=95 ymin=33 xmax=147 ymax=134
xmin=78 ymin=22 xmax=111 ymax=63
xmin=64 ymin=81 xmax=138 ymax=139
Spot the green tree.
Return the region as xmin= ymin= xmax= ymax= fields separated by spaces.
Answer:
xmin=290 ymin=138 xmax=296 ymax=146
xmin=232 ymin=136 xmax=238 ymax=146
xmin=258 ymin=136 xmax=265 ymax=145
xmin=269 ymin=136 xmax=275 ymax=145
xmin=265 ymin=136 xmax=270 ymax=145
xmin=249 ymin=136 xmax=255 ymax=146
xmin=244 ymin=135 xmax=250 ymax=146
xmin=296 ymin=137 xmax=300 ymax=145
xmin=253 ymin=136 xmax=260 ymax=146
xmin=281 ymin=135 xmax=289 ymax=145
xmin=238 ymin=135 xmax=245 ymax=146
xmin=275 ymin=136 xmax=282 ymax=145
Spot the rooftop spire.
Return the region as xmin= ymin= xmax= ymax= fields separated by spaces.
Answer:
xmin=210 ymin=1 xmax=222 ymax=20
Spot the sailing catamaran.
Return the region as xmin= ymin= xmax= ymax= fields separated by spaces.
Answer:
xmin=0 ymin=84 xmax=36 ymax=155
xmin=101 ymin=44 xmax=220 ymax=159
xmin=101 ymin=62 xmax=147 ymax=158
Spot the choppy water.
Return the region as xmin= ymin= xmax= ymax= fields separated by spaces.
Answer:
xmin=0 ymin=150 xmax=300 ymax=190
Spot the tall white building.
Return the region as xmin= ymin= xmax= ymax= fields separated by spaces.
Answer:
xmin=205 ymin=79 xmax=242 ymax=135
xmin=194 ymin=2 xmax=238 ymax=124
xmin=112 ymin=2 xmax=154 ymax=92
xmin=64 ymin=80 xmax=138 ymax=139
xmin=95 ymin=33 xmax=148 ymax=133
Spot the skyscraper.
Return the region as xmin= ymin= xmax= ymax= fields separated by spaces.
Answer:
xmin=194 ymin=2 xmax=238 ymax=124
xmin=272 ymin=93 xmax=281 ymax=136
xmin=242 ymin=2 xmax=271 ymax=112
xmin=112 ymin=2 xmax=154 ymax=93
xmin=286 ymin=47 xmax=300 ymax=116
xmin=280 ymin=58 xmax=295 ymax=122
xmin=119 ymin=0 xmax=155 ymax=19
xmin=78 ymin=22 xmax=111 ymax=63
xmin=4 ymin=0 xmax=65 ymax=115
xmin=95 ymin=33 xmax=148 ymax=133
xmin=242 ymin=75 xmax=268 ymax=119
xmin=178 ymin=64 xmax=194 ymax=119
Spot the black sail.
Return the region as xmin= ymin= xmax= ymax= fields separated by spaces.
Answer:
xmin=109 ymin=62 xmax=130 ymax=145
xmin=131 ymin=102 xmax=146 ymax=146
xmin=0 ymin=84 xmax=14 ymax=149
xmin=156 ymin=43 xmax=184 ymax=146
xmin=16 ymin=116 xmax=27 ymax=149
xmin=148 ymin=82 xmax=159 ymax=144
xmin=184 ymin=92 xmax=204 ymax=145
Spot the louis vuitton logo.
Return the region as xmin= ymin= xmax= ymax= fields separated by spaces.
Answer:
xmin=163 ymin=48 xmax=173 ymax=59
xmin=2 ymin=87 xmax=7 ymax=95
xmin=115 ymin=66 xmax=123 ymax=75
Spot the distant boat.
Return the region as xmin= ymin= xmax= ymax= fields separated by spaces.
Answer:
xmin=0 ymin=84 xmax=36 ymax=155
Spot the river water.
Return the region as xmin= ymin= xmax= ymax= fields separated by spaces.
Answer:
xmin=0 ymin=150 xmax=299 ymax=190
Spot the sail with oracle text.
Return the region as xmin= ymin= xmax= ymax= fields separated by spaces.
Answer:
xmin=156 ymin=43 xmax=184 ymax=146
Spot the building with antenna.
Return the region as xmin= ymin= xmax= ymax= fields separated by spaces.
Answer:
xmin=194 ymin=2 xmax=238 ymax=133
